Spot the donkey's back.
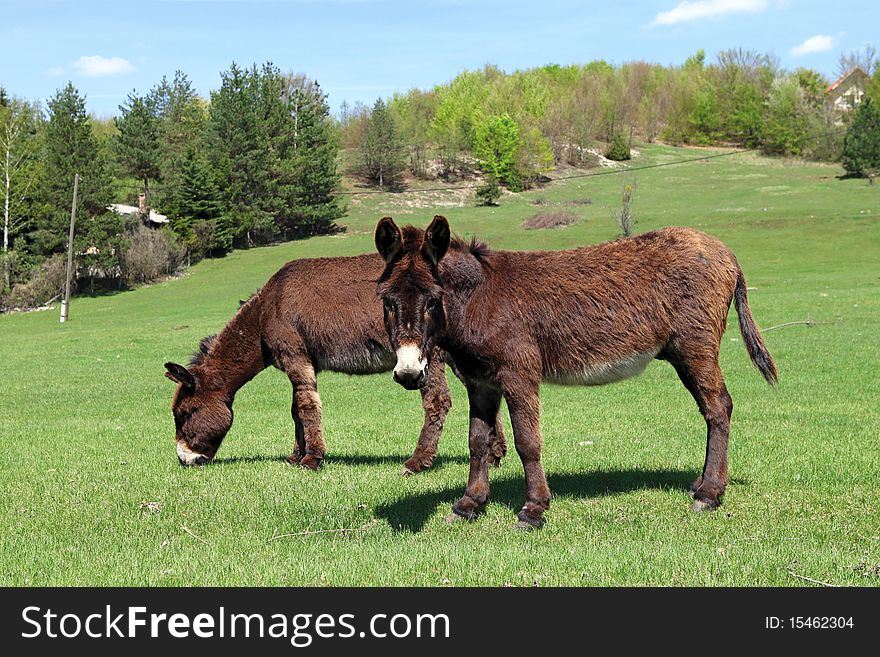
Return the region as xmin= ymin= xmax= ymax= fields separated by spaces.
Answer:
xmin=260 ymin=253 xmax=396 ymax=374
xmin=479 ymin=227 xmax=758 ymax=385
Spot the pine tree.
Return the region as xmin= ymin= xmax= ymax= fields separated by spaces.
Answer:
xmin=362 ymin=98 xmax=405 ymax=189
xmin=34 ymin=83 xmax=118 ymax=266
xmin=281 ymin=76 xmax=344 ymax=237
xmin=149 ymin=71 xmax=208 ymax=221
xmin=208 ymin=64 xmax=343 ymax=244
xmin=114 ymin=91 xmax=161 ymax=200
xmin=208 ymin=63 xmax=275 ymax=246
xmin=842 ymin=97 xmax=880 ymax=183
xmin=1 ymin=96 xmax=43 ymax=289
xmin=174 ymin=145 xmax=225 ymax=255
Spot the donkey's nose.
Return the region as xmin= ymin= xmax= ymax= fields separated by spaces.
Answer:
xmin=393 ymin=365 xmax=428 ymax=390
xmin=176 ymin=441 xmax=212 ymax=466
xmin=393 ymin=344 xmax=428 ymax=390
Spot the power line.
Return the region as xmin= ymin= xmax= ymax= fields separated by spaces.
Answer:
xmin=114 ymin=125 xmax=848 ymax=201
xmin=115 ymin=147 xmax=757 ymax=200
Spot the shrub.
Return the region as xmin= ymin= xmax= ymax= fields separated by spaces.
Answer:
xmin=120 ymin=224 xmax=185 ymax=285
xmin=191 ymin=220 xmax=219 ymax=261
xmin=475 ymin=177 xmax=502 ymax=206
xmin=842 ymin=98 xmax=880 ymax=182
xmin=617 ymin=181 xmax=637 ymax=236
xmin=521 ymin=212 xmax=579 ymax=230
xmin=605 ymin=133 xmax=631 ymax=161
xmin=2 ymin=254 xmax=68 ymax=309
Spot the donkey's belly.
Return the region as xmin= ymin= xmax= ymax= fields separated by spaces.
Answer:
xmin=317 ymin=342 xmax=397 ymax=375
xmin=545 ymin=348 xmax=660 ymax=386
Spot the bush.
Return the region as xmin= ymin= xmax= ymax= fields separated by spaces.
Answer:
xmin=191 ymin=220 xmax=219 ymax=261
xmin=120 ymin=224 xmax=185 ymax=285
xmin=605 ymin=133 xmax=631 ymax=161
xmin=475 ymin=177 xmax=502 ymax=206
xmin=2 ymin=254 xmax=68 ymax=310
xmin=842 ymin=98 xmax=880 ymax=182
xmin=617 ymin=181 xmax=637 ymax=236
xmin=521 ymin=211 xmax=579 ymax=230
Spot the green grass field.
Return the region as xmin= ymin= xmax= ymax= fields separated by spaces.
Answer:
xmin=2 ymin=144 xmax=878 ymax=586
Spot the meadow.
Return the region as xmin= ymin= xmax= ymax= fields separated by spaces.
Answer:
xmin=1 ymin=143 xmax=878 ymax=586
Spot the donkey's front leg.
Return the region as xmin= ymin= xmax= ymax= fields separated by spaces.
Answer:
xmin=403 ymin=350 xmax=452 ymax=476
xmin=504 ymin=382 xmax=551 ymax=530
xmin=286 ymin=364 xmax=326 ymax=470
xmin=447 ymin=383 xmax=502 ymax=522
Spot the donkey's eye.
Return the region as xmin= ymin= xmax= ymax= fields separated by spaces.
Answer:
xmin=426 ymin=298 xmax=439 ymax=312
xmin=383 ymin=299 xmax=394 ymax=313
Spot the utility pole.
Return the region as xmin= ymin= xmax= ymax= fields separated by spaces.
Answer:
xmin=60 ymin=173 xmax=79 ymax=323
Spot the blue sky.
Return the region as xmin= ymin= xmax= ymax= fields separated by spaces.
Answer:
xmin=0 ymin=0 xmax=877 ymax=117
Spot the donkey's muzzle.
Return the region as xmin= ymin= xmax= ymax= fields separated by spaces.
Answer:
xmin=392 ymin=344 xmax=429 ymax=390
xmin=393 ymin=366 xmax=428 ymax=390
xmin=177 ymin=441 xmax=212 ymax=466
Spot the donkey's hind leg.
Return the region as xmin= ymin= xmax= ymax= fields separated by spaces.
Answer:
xmin=283 ymin=357 xmax=326 ymax=470
xmin=667 ymin=343 xmax=733 ymax=512
xmin=489 ymin=411 xmax=508 ymax=468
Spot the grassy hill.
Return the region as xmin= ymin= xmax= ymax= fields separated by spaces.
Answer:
xmin=1 ymin=144 xmax=878 ymax=586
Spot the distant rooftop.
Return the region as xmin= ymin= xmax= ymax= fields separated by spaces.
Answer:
xmin=108 ymin=203 xmax=169 ymax=224
xmin=826 ymin=67 xmax=869 ymax=94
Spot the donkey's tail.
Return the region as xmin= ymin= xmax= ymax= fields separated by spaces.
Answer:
xmin=734 ymin=269 xmax=778 ymax=385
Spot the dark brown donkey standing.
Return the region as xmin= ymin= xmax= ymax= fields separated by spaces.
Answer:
xmin=164 ymin=253 xmax=507 ymax=472
xmin=375 ymin=215 xmax=777 ymax=529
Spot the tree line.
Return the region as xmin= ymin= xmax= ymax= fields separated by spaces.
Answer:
xmin=2 ymin=48 xmax=879 ymax=309
xmin=1 ymin=63 xmax=343 ymax=308
xmin=341 ymin=47 xmax=880 ymax=190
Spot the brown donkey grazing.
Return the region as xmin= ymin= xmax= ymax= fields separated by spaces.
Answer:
xmin=164 ymin=253 xmax=507 ymax=473
xmin=375 ymin=215 xmax=778 ymax=529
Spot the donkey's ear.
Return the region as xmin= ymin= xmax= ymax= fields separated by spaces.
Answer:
xmin=375 ymin=216 xmax=403 ymax=263
xmin=421 ymin=215 xmax=451 ymax=266
xmin=164 ymin=362 xmax=195 ymax=389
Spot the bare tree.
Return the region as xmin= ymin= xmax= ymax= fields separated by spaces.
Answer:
xmin=837 ymin=44 xmax=878 ymax=77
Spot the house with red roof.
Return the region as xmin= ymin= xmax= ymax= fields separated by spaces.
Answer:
xmin=826 ymin=68 xmax=870 ymax=114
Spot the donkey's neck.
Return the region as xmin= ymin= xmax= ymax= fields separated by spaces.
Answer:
xmin=439 ymin=248 xmax=486 ymax=339
xmin=193 ymin=296 xmax=266 ymax=399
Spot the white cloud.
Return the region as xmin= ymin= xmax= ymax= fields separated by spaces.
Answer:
xmin=71 ymin=55 xmax=134 ymax=77
xmin=651 ymin=0 xmax=768 ymax=27
xmin=790 ymin=35 xmax=834 ymax=57
xmin=47 ymin=66 xmax=65 ymax=76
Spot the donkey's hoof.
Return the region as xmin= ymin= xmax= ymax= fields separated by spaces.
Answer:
xmin=286 ymin=453 xmax=302 ymax=466
xmin=445 ymin=504 xmax=478 ymax=523
xmin=403 ymin=455 xmax=434 ymax=476
xmin=514 ymin=520 xmax=539 ymax=532
xmin=445 ymin=512 xmax=469 ymax=524
xmin=690 ymin=498 xmax=719 ymax=513
xmin=515 ymin=510 xmax=545 ymax=530
xmin=298 ymin=456 xmax=323 ymax=471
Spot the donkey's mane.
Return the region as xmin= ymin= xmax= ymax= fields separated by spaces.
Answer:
xmin=188 ymin=288 xmax=262 ymax=368
xmin=399 ymin=225 xmax=491 ymax=262
xmin=189 ymin=334 xmax=217 ymax=367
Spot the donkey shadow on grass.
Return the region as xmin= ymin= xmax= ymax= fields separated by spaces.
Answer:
xmin=376 ymin=468 xmax=750 ymax=533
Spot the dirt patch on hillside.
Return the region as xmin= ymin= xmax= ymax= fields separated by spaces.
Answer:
xmin=522 ymin=211 xmax=580 ymax=230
